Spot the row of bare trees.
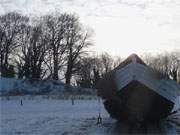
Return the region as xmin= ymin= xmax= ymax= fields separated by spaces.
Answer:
xmin=0 ymin=12 xmax=122 ymax=87
xmin=0 ymin=12 xmax=92 ymax=84
xmin=0 ymin=12 xmax=179 ymax=87
xmin=75 ymin=53 xmax=121 ymax=88
xmin=142 ymin=51 xmax=180 ymax=83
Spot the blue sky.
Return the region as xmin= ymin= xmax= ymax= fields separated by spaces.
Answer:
xmin=1 ymin=0 xmax=180 ymax=57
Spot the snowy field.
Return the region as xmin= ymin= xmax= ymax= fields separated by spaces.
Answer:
xmin=0 ymin=96 xmax=180 ymax=135
xmin=0 ymin=96 xmax=109 ymax=135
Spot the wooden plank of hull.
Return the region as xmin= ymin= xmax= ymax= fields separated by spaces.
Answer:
xmin=103 ymin=80 xmax=174 ymax=124
xmin=114 ymin=62 xmax=179 ymax=103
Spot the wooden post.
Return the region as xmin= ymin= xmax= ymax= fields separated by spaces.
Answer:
xmin=97 ymin=113 xmax=102 ymax=124
xmin=21 ymin=99 xmax=23 ymax=106
xmin=71 ymin=97 xmax=74 ymax=105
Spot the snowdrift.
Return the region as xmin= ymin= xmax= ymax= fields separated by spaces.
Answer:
xmin=0 ymin=77 xmax=96 ymax=95
xmin=0 ymin=77 xmax=66 ymax=95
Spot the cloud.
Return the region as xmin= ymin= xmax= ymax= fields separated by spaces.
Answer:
xmin=0 ymin=0 xmax=180 ymax=56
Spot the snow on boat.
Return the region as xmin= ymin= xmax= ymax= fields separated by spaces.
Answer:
xmin=97 ymin=54 xmax=180 ymax=124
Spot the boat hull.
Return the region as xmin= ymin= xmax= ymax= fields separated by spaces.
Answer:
xmin=97 ymin=54 xmax=179 ymax=124
xmin=103 ymin=80 xmax=174 ymax=124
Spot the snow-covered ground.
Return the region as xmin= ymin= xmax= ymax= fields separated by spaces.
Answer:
xmin=0 ymin=96 xmax=180 ymax=135
xmin=0 ymin=97 xmax=109 ymax=135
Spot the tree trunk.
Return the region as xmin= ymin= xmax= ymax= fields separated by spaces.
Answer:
xmin=65 ymin=61 xmax=73 ymax=84
xmin=65 ymin=72 xmax=71 ymax=84
xmin=53 ymin=49 xmax=59 ymax=80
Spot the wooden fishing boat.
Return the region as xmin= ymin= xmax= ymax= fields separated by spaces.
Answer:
xmin=97 ymin=54 xmax=180 ymax=124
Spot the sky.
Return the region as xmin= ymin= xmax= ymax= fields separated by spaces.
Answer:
xmin=0 ymin=0 xmax=180 ymax=57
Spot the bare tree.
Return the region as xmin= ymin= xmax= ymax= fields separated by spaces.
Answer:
xmin=76 ymin=57 xmax=94 ymax=88
xmin=178 ymin=70 xmax=180 ymax=84
xmin=0 ymin=12 xmax=28 ymax=77
xmin=100 ymin=53 xmax=113 ymax=74
xmin=16 ymin=21 xmax=48 ymax=79
xmin=64 ymin=14 xmax=92 ymax=84
xmin=168 ymin=52 xmax=180 ymax=82
xmin=113 ymin=56 xmax=122 ymax=68
xmin=75 ymin=53 xmax=120 ymax=88
xmin=15 ymin=24 xmax=31 ymax=78
xmin=43 ymin=14 xmax=68 ymax=80
xmin=142 ymin=51 xmax=180 ymax=82
xmin=93 ymin=52 xmax=116 ymax=78
xmin=0 ymin=12 xmax=94 ymax=82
